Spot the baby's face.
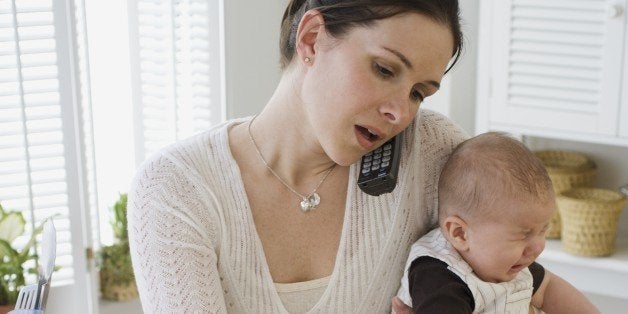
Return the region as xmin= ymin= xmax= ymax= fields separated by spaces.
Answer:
xmin=460 ymin=197 xmax=555 ymax=283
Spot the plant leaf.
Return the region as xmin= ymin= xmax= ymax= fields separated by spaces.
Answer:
xmin=16 ymin=221 xmax=44 ymax=264
xmin=0 ymin=238 xmax=18 ymax=261
xmin=0 ymin=212 xmax=26 ymax=243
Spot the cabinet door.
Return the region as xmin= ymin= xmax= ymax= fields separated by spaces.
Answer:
xmin=621 ymin=43 xmax=628 ymax=138
xmin=488 ymin=0 xmax=626 ymax=136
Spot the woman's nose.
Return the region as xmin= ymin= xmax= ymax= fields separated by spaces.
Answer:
xmin=379 ymin=97 xmax=411 ymax=125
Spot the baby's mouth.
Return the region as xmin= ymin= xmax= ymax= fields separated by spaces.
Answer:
xmin=510 ymin=263 xmax=526 ymax=273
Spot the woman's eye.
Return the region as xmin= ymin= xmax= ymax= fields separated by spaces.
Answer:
xmin=374 ymin=63 xmax=394 ymax=78
xmin=410 ymin=89 xmax=424 ymax=103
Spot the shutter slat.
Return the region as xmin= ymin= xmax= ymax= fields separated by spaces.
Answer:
xmin=511 ymin=52 xmax=602 ymax=69
xmin=512 ymin=6 xmax=605 ymax=23
xmin=509 ymin=85 xmax=599 ymax=103
xmin=512 ymin=0 xmax=606 ymax=11
xmin=510 ymin=63 xmax=599 ymax=80
xmin=506 ymin=0 xmax=607 ymax=115
xmin=512 ymin=18 xmax=604 ymax=35
xmin=511 ymin=41 xmax=601 ymax=58
xmin=511 ymin=29 xmax=604 ymax=46
xmin=0 ymin=159 xmax=26 ymax=173
xmin=508 ymin=96 xmax=598 ymax=113
xmin=0 ymin=179 xmax=28 ymax=189
xmin=0 ymin=162 xmax=60 ymax=175
xmin=31 ymin=185 xmax=67 ymax=197
xmin=510 ymin=74 xmax=597 ymax=92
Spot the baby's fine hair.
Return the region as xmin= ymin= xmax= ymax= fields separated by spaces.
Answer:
xmin=279 ymin=0 xmax=462 ymax=71
xmin=437 ymin=132 xmax=554 ymax=222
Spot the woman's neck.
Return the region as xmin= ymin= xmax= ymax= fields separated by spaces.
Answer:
xmin=245 ymin=76 xmax=338 ymax=187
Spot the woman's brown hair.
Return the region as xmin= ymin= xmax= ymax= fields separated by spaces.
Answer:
xmin=279 ymin=0 xmax=463 ymax=72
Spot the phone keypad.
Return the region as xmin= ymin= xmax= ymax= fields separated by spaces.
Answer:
xmin=361 ymin=143 xmax=393 ymax=176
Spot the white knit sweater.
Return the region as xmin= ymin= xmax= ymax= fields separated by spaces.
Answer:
xmin=128 ymin=109 xmax=467 ymax=313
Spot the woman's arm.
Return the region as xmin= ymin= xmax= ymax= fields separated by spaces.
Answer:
xmin=128 ymin=153 xmax=227 ymax=313
xmin=531 ymin=270 xmax=599 ymax=314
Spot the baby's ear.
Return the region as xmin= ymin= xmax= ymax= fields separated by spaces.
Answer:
xmin=442 ymin=215 xmax=469 ymax=251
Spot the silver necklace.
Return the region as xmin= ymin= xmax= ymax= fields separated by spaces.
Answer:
xmin=247 ymin=116 xmax=336 ymax=212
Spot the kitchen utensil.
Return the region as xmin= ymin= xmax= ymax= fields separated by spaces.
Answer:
xmin=11 ymin=219 xmax=56 ymax=314
xmin=34 ymin=220 xmax=56 ymax=310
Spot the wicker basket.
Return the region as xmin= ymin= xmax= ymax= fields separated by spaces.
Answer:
xmin=534 ymin=150 xmax=596 ymax=238
xmin=557 ymin=188 xmax=625 ymax=256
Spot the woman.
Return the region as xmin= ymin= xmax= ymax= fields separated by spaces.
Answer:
xmin=128 ymin=0 xmax=466 ymax=312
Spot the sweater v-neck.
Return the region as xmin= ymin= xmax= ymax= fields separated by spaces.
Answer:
xmin=220 ymin=117 xmax=357 ymax=313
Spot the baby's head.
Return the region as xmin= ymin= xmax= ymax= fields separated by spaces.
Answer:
xmin=437 ymin=132 xmax=555 ymax=283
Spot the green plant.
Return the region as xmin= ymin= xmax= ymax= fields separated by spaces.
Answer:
xmin=110 ymin=194 xmax=128 ymax=241
xmin=100 ymin=193 xmax=137 ymax=301
xmin=0 ymin=203 xmax=44 ymax=306
xmin=100 ymin=241 xmax=134 ymax=286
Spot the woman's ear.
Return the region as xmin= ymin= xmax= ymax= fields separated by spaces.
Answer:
xmin=295 ymin=10 xmax=325 ymax=64
xmin=442 ymin=215 xmax=470 ymax=251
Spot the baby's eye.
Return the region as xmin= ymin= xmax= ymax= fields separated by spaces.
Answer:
xmin=374 ymin=63 xmax=394 ymax=78
xmin=539 ymin=225 xmax=549 ymax=235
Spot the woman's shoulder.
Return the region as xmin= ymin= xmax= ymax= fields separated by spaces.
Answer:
xmin=131 ymin=118 xmax=247 ymax=197
xmin=140 ymin=118 xmax=245 ymax=173
xmin=416 ymin=109 xmax=469 ymax=145
xmin=411 ymin=109 xmax=469 ymax=157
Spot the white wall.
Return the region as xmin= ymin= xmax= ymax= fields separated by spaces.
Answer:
xmin=223 ymin=0 xmax=287 ymax=119
xmin=422 ymin=0 xmax=478 ymax=134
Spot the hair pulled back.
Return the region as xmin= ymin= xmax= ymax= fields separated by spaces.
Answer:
xmin=279 ymin=0 xmax=463 ymax=72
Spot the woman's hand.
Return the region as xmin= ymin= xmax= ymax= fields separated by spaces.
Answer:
xmin=392 ymin=296 xmax=412 ymax=314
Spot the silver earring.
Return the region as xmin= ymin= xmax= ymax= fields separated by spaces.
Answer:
xmin=304 ymin=57 xmax=311 ymax=63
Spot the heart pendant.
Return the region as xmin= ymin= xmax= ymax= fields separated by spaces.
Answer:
xmin=300 ymin=193 xmax=321 ymax=212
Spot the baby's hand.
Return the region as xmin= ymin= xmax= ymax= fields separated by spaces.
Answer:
xmin=391 ymin=296 xmax=412 ymax=314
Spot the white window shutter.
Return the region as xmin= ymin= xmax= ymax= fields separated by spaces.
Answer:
xmin=490 ymin=0 xmax=625 ymax=135
xmin=0 ymin=0 xmax=95 ymax=312
xmin=72 ymin=0 xmax=100 ymax=253
xmin=128 ymin=0 xmax=224 ymax=164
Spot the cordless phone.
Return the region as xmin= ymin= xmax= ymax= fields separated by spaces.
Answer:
xmin=357 ymin=133 xmax=402 ymax=196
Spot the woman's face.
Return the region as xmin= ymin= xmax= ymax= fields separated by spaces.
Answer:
xmin=300 ymin=12 xmax=454 ymax=165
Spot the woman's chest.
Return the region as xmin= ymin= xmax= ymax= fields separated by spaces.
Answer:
xmin=247 ymin=169 xmax=349 ymax=283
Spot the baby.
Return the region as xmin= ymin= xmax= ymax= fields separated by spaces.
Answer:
xmin=396 ymin=132 xmax=598 ymax=313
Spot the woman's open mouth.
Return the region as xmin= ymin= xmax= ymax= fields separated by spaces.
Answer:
xmin=355 ymin=125 xmax=381 ymax=149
